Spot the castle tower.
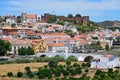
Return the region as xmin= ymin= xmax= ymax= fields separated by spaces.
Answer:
xmin=21 ymin=12 xmax=27 ymax=23
xmin=82 ymin=16 xmax=89 ymax=26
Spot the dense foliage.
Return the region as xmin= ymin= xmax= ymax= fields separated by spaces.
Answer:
xmin=0 ymin=39 xmax=11 ymax=56
xmin=18 ymin=46 xmax=35 ymax=55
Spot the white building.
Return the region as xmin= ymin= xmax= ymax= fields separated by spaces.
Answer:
xmin=91 ymin=54 xmax=120 ymax=69
xmin=49 ymin=43 xmax=69 ymax=53
xmin=6 ymin=16 xmax=16 ymax=25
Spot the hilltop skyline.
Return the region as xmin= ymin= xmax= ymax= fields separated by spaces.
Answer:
xmin=0 ymin=0 xmax=120 ymax=22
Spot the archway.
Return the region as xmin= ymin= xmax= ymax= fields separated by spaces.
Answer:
xmin=84 ymin=56 xmax=93 ymax=62
xmin=40 ymin=54 xmax=47 ymax=58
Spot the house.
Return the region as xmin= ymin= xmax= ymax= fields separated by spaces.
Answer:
xmin=25 ymin=30 xmax=37 ymax=39
xmin=26 ymin=14 xmax=37 ymax=23
xmin=5 ymin=15 xmax=16 ymax=25
xmin=21 ymin=12 xmax=37 ymax=24
xmin=91 ymin=54 xmax=120 ymax=69
xmin=48 ymin=43 xmax=68 ymax=53
xmin=3 ymin=38 xmax=32 ymax=54
xmin=32 ymin=39 xmax=48 ymax=53
xmin=40 ymin=32 xmax=70 ymax=39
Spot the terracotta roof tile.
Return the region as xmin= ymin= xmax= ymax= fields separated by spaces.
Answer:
xmin=26 ymin=14 xmax=37 ymax=19
xmin=49 ymin=43 xmax=66 ymax=47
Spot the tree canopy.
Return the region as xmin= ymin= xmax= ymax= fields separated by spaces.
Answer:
xmin=75 ymin=14 xmax=81 ymax=17
xmin=18 ymin=46 xmax=35 ymax=55
xmin=0 ymin=39 xmax=11 ymax=56
xmin=68 ymin=14 xmax=73 ymax=18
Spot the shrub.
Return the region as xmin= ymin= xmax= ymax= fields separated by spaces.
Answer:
xmin=48 ymin=60 xmax=58 ymax=68
xmin=15 ymin=59 xmax=31 ymax=63
xmin=17 ymin=72 xmax=23 ymax=77
xmin=66 ymin=60 xmax=71 ymax=66
xmin=66 ymin=56 xmax=78 ymax=61
xmin=85 ymin=69 xmax=89 ymax=73
xmin=7 ymin=72 xmax=13 ymax=77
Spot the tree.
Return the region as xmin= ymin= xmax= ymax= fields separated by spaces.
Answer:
xmin=47 ymin=15 xmax=57 ymax=23
xmin=66 ymin=56 xmax=78 ymax=61
xmin=48 ymin=60 xmax=58 ymax=68
xmin=75 ymin=14 xmax=81 ymax=17
xmin=0 ymin=39 xmax=11 ymax=56
xmin=16 ymin=16 xmax=21 ymax=23
xmin=18 ymin=47 xmax=34 ymax=55
xmin=7 ymin=72 xmax=13 ymax=77
xmin=17 ymin=72 xmax=23 ymax=77
xmin=18 ymin=47 xmax=27 ymax=55
xmin=68 ymin=14 xmax=73 ymax=18
xmin=105 ymin=44 xmax=109 ymax=51
xmin=66 ymin=60 xmax=71 ymax=66
xmin=27 ymin=46 xmax=35 ymax=55
xmin=11 ymin=23 xmax=16 ymax=27
xmin=85 ymin=69 xmax=89 ymax=73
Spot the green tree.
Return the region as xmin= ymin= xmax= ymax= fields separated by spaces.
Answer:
xmin=75 ymin=14 xmax=81 ymax=17
xmin=17 ymin=72 xmax=23 ymax=77
xmin=7 ymin=72 xmax=13 ymax=77
xmin=16 ymin=16 xmax=21 ymax=23
xmin=27 ymin=46 xmax=35 ymax=55
xmin=18 ymin=47 xmax=26 ymax=55
xmin=48 ymin=60 xmax=58 ymax=68
xmin=68 ymin=14 xmax=73 ymax=18
xmin=11 ymin=23 xmax=16 ymax=27
xmin=47 ymin=15 xmax=57 ymax=23
xmin=105 ymin=44 xmax=109 ymax=51
xmin=0 ymin=39 xmax=11 ymax=56
xmin=66 ymin=60 xmax=71 ymax=66
xmin=85 ymin=69 xmax=89 ymax=73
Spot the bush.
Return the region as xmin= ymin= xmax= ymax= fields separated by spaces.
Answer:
xmin=15 ymin=59 xmax=31 ymax=63
xmin=85 ymin=69 xmax=89 ymax=73
xmin=66 ymin=60 xmax=71 ymax=66
xmin=17 ymin=72 xmax=23 ymax=77
xmin=7 ymin=72 xmax=13 ymax=77
xmin=66 ymin=56 xmax=78 ymax=61
xmin=48 ymin=60 xmax=58 ymax=68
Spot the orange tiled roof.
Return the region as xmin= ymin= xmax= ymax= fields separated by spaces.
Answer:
xmin=8 ymin=31 xmax=18 ymax=35
xmin=49 ymin=43 xmax=66 ymax=47
xmin=2 ymin=37 xmax=11 ymax=41
xmin=26 ymin=14 xmax=37 ymax=19
xmin=104 ymin=54 xmax=113 ymax=58
xmin=26 ymin=30 xmax=36 ymax=35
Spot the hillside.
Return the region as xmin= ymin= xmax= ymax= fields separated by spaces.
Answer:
xmin=96 ymin=20 xmax=120 ymax=28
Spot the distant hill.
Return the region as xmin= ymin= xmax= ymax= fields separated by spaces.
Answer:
xmin=96 ymin=20 xmax=120 ymax=28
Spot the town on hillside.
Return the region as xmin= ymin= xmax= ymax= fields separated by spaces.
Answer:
xmin=0 ymin=12 xmax=120 ymax=80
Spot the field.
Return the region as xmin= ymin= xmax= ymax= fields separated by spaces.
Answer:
xmin=0 ymin=62 xmax=85 ymax=80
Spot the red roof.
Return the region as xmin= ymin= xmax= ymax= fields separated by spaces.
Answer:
xmin=49 ymin=43 xmax=66 ymax=47
xmin=26 ymin=30 xmax=36 ymax=35
xmin=26 ymin=14 xmax=37 ymax=19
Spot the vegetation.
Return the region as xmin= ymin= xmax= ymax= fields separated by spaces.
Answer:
xmin=105 ymin=44 xmax=109 ymax=51
xmin=0 ymin=39 xmax=11 ymax=56
xmin=16 ymin=16 xmax=22 ymax=23
xmin=17 ymin=72 xmax=23 ymax=77
xmin=11 ymin=23 xmax=16 ymax=27
xmin=57 ymin=21 xmax=65 ymax=26
xmin=75 ymin=14 xmax=81 ymax=17
xmin=47 ymin=15 xmax=57 ymax=23
xmin=68 ymin=14 xmax=73 ymax=18
xmin=4 ymin=60 xmax=120 ymax=80
xmin=18 ymin=46 xmax=35 ymax=55
xmin=64 ymin=30 xmax=75 ymax=37
xmin=7 ymin=72 xmax=13 ymax=77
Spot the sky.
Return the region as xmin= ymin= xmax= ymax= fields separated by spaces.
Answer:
xmin=0 ymin=0 xmax=120 ymax=22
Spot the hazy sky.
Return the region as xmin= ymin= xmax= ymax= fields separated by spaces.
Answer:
xmin=0 ymin=0 xmax=120 ymax=22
